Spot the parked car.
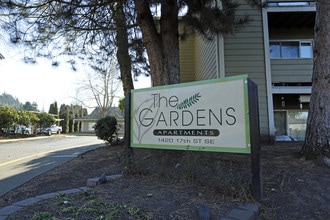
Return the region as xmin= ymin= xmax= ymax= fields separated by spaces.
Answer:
xmin=36 ymin=127 xmax=44 ymax=134
xmin=43 ymin=124 xmax=62 ymax=136
xmin=17 ymin=126 xmax=31 ymax=134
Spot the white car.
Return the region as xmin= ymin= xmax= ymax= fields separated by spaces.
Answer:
xmin=17 ymin=126 xmax=31 ymax=134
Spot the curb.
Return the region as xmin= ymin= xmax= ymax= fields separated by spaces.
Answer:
xmin=0 ymin=174 xmax=124 ymax=220
xmin=0 ymin=174 xmax=259 ymax=220
xmin=0 ymin=187 xmax=88 ymax=220
xmin=87 ymin=174 xmax=124 ymax=186
xmin=0 ymin=136 xmax=50 ymax=143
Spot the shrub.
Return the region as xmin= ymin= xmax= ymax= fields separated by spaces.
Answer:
xmin=93 ymin=116 xmax=118 ymax=145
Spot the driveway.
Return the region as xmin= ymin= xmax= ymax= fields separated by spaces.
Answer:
xmin=0 ymin=135 xmax=104 ymax=197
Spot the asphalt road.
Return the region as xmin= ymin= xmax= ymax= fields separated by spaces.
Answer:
xmin=0 ymin=135 xmax=105 ymax=197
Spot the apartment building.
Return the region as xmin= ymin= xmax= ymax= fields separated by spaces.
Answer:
xmin=179 ymin=0 xmax=315 ymax=142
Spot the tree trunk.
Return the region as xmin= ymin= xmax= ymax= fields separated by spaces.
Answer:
xmin=301 ymin=0 xmax=330 ymax=161
xmin=115 ymin=2 xmax=134 ymax=95
xmin=161 ymin=0 xmax=180 ymax=84
xmin=135 ymin=0 xmax=174 ymax=86
xmin=135 ymin=0 xmax=181 ymax=86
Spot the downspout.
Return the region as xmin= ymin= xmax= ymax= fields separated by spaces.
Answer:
xmin=216 ymin=34 xmax=226 ymax=78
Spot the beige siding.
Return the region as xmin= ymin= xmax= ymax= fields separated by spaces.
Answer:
xmin=195 ymin=36 xmax=218 ymax=80
xmin=223 ymin=2 xmax=269 ymax=138
xmin=179 ymin=35 xmax=196 ymax=83
xmin=271 ymin=59 xmax=313 ymax=83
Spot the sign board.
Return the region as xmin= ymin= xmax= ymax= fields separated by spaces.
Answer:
xmin=130 ymin=75 xmax=251 ymax=153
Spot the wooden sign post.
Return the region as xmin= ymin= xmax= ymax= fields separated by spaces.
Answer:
xmin=248 ymin=79 xmax=262 ymax=200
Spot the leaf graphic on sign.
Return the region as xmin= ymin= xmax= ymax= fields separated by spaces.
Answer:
xmin=133 ymin=97 xmax=159 ymax=143
xmin=176 ymin=93 xmax=201 ymax=110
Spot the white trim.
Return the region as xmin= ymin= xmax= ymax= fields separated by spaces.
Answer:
xmin=272 ymin=86 xmax=312 ymax=94
xmin=262 ymin=8 xmax=275 ymax=138
xmin=215 ymin=36 xmax=220 ymax=78
xmin=217 ymin=35 xmax=225 ymax=78
xmin=266 ymin=6 xmax=316 ymax=12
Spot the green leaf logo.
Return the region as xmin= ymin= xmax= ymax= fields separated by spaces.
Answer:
xmin=176 ymin=93 xmax=202 ymax=110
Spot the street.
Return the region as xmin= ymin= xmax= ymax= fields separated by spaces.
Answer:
xmin=0 ymin=135 xmax=105 ymax=197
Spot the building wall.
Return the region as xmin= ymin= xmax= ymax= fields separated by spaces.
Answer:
xmin=179 ymin=35 xmax=196 ymax=83
xmin=179 ymin=0 xmax=317 ymax=142
xmin=194 ymin=36 xmax=218 ymax=81
xmin=78 ymin=119 xmax=96 ymax=132
xmin=76 ymin=119 xmax=124 ymax=136
xmin=223 ymin=2 xmax=269 ymax=140
xmin=182 ymin=1 xmax=270 ymax=141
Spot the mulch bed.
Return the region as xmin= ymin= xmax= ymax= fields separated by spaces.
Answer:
xmin=1 ymin=140 xmax=330 ymax=219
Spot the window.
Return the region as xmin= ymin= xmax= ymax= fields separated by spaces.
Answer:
xmin=274 ymin=110 xmax=308 ymax=141
xmin=270 ymin=41 xmax=313 ymax=58
xmin=300 ymin=42 xmax=313 ymax=58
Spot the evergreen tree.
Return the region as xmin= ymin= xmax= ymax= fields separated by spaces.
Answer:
xmin=23 ymin=101 xmax=38 ymax=111
xmin=59 ymin=104 xmax=70 ymax=133
xmin=48 ymin=102 xmax=58 ymax=116
xmin=37 ymin=112 xmax=55 ymax=130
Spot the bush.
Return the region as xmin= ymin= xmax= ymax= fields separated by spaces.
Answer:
xmin=93 ymin=116 xmax=118 ymax=145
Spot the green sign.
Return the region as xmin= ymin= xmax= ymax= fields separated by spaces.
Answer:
xmin=130 ymin=75 xmax=251 ymax=153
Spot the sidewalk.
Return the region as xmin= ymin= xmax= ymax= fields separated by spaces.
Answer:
xmin=0 ymin=135 xmax=50 ymax=143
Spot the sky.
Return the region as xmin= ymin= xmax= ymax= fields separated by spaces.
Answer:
xmin=0 ymin=43 xmax=151 ymax=113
